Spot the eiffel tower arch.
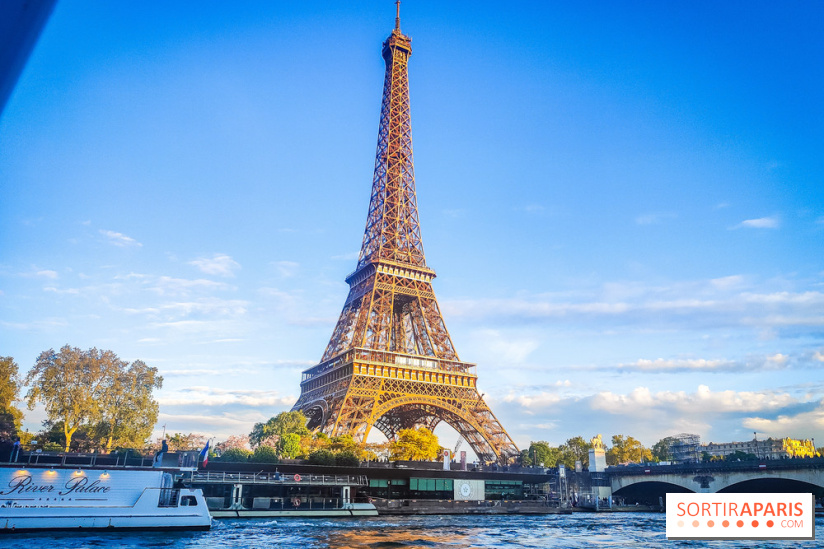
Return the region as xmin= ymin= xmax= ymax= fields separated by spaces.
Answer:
xmin=291 ymin=5 xmax=519 ymax=464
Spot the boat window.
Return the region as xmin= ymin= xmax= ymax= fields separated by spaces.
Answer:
xmin=181 ymin=496 xmax=198 ymax=506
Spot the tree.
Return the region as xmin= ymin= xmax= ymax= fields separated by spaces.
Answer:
xmin=335 ymin=450 xmax=360 ymax=467
xmin=25 ymin=347 xmax=163 ymax=452
xmin=651 ymin=436 xmax=679 ymax=462
xmin=607 ymin=434 xmax=652 ymax=465
xmin=249 ymin=411 xmax=309 ymax=447
xmin=251 ymin=445 xmax=279 ymax=463
xmin=522 ymin=441 xmax=562 ymax=467
xmin=165 ymin=432 xmax=207 ymax=451
xmin=307 ymin=448 xmax=336 ymax=465
xmin=97 ymin=359 xmax=163 ymax=450
xmin=389 ymin=427 xmax=440 ymax=461
xmin=0 ymin=356 xmax=23 ymax=439
xmin=563 ymin=436 xmax=591 ymax=468
xmin=25 ymin=346 xmax=110 ymax=451
xmin=278 ymin=433 xmax=302 ymax=459
xmin=220 ymin=447 xmax=252 ymax=461
xmin=216 ymin=435 xmax=251 ymax=453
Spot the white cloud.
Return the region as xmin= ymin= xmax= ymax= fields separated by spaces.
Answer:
xmin=710 ymin=275 xmax=744 ymax=290
xmin=442 ymin=208 xmax=466 ymax=218
xmin=151 ymin=276 xmax=230 ymax=296
xmin=734 ymin=216 xmax=780 ymax=229
xmin=743 ymin=403 xmax=824 ymax=438
xmin=36 ymin=269 xmax=58 ymax=279
xmin=518 ymin=204 xmax=545 ymax=213
xmin=590 ymin=385 xmax=799 ymax=416
xmin=123 ymin=298 xmax=249 ymax=319
xmin=619 ymin=358 xmax=737 ymax=372
xmin=273 ymin=260 xmax=300 ymax=278
xmin=503 ymin=391 xmax=562 ymax=409
xmin=189 ymin=254 xmax=241 ymax=277
xmin=331 ymin=251 xmax=360 ymax=261
xmin=635 ymin=212 xmax=676 ymax=225
xmin=471 ymin=329 xmax=540 ymax=363
xmin=100 ymin=229 xmax=142 ymax=247
xmin=159 ymin=386 xmax=296 ymax=408
xmin=44 ymin=286 xmax=80 ymax=295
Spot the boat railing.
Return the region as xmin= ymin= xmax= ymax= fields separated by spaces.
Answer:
xmin=3 ymin=450 xmax=200 ymax=470
xmin=192 ymin=471 xmax=368 ymax=486
xmin=16 ymin=451 xmax=156 ymax=468
xmin=208 ymin=495 xmax=373 ymax=512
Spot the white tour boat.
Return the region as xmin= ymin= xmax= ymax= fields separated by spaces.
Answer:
xmin=0 ymin=463 xmax=211 ymax=533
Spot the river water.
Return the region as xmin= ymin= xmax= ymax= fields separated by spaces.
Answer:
xmin=1 ymin=513 xmax=820 ymax=548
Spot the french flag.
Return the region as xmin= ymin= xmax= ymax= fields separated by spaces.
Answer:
xmin=200 ymin=439 xmax=210 ymax=467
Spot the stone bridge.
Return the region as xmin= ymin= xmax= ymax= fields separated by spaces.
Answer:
xmin=608 ymin=459 xmax=824 ymax=497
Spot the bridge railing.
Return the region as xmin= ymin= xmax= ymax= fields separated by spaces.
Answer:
xmin=606 ymin=456 xmax=824 ymax=476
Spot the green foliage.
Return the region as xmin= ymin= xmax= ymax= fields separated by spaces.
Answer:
xmin=520 ymin=438 xmax=590 ymax=469
xmin=277 ymin=433 xmax=302 ymax=459
xmin=651 ymin=436 xmax=679 ymax=462
xmin=389 ymin=427 xmax=440 ymax=461
xmin=220 ymin=447 xmax=253 ymax=462
xmin=26 ymin=346 xmax=108 ymax=451
xmin=24 ymin=346 xmax=162 ymax=451
xmin=0 ymin=356 xmax=23 ymax=438
xmin=523 ymin=441 xmax=561 ymax=467
xmin=725 ymin=450 xmax=757 ymax=462
xmin=33 ymin=421 xmax=94 ymax=452
xmin=251 ymin=445 xmax=279 ymax=463
xmin=249 ymin=411 xmax=309 ymax=448
xmin=334 ymin=450 xmax=360 ymax=467
xmin=307 ymin=449 xmax=336 ymax=465
xmin=97 ymin=359 xmax=163 ymax=451
xmin=563 ymin=436 xmax=591 ymax=468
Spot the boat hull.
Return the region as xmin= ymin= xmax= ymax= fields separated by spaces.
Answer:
xmin=210 ymin=502 xmax=378 ymax=518
xmin=0 ymin=466 xmax=211 ymax=533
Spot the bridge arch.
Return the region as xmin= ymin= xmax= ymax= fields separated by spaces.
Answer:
xmin=613 ymin=481 xmax=693 ymax=504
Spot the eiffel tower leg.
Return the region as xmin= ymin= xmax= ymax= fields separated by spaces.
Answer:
xmin=330 ymin=376 xmax=383 ymax=443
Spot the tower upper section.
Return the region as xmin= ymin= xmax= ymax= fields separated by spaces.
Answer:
xmin=354 ymin=10 xmax=431 ymax=277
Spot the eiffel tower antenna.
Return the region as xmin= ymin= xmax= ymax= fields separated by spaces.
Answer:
xmin=395 ymin=0 xmax=401 ymax=31
xmin=291 ymin=6 xmax=519 ymax=465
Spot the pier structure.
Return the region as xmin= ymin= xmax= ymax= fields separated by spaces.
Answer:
xmin=291 ymin=3 xmax=518 ymax=464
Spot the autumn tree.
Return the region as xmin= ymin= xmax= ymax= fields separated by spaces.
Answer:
xmin=607 ymin=434 xmax=652 ymax=465
xmin=216 ymin=435 xmax=250 ymax=453
xmin=0 ymin=356 xmax=24 ymax=439
xmin=389 ymin=427 xmax=440 ymax=461
xmin=165 ymin=432 xmax=208 ymax=451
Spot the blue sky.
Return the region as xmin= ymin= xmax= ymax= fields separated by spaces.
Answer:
xmin=1 ymin=1 xmax=823 ymax=456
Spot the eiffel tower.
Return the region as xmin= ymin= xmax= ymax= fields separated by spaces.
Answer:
xmin=291 ymin=3 xmax=519 ymax=464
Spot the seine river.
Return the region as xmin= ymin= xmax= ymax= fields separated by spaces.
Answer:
xmin=1 ymin=513 xmax=820 ymax=548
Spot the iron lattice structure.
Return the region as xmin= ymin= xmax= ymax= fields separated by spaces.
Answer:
xmin=291 ymin=8 xmax=519 ymax=464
